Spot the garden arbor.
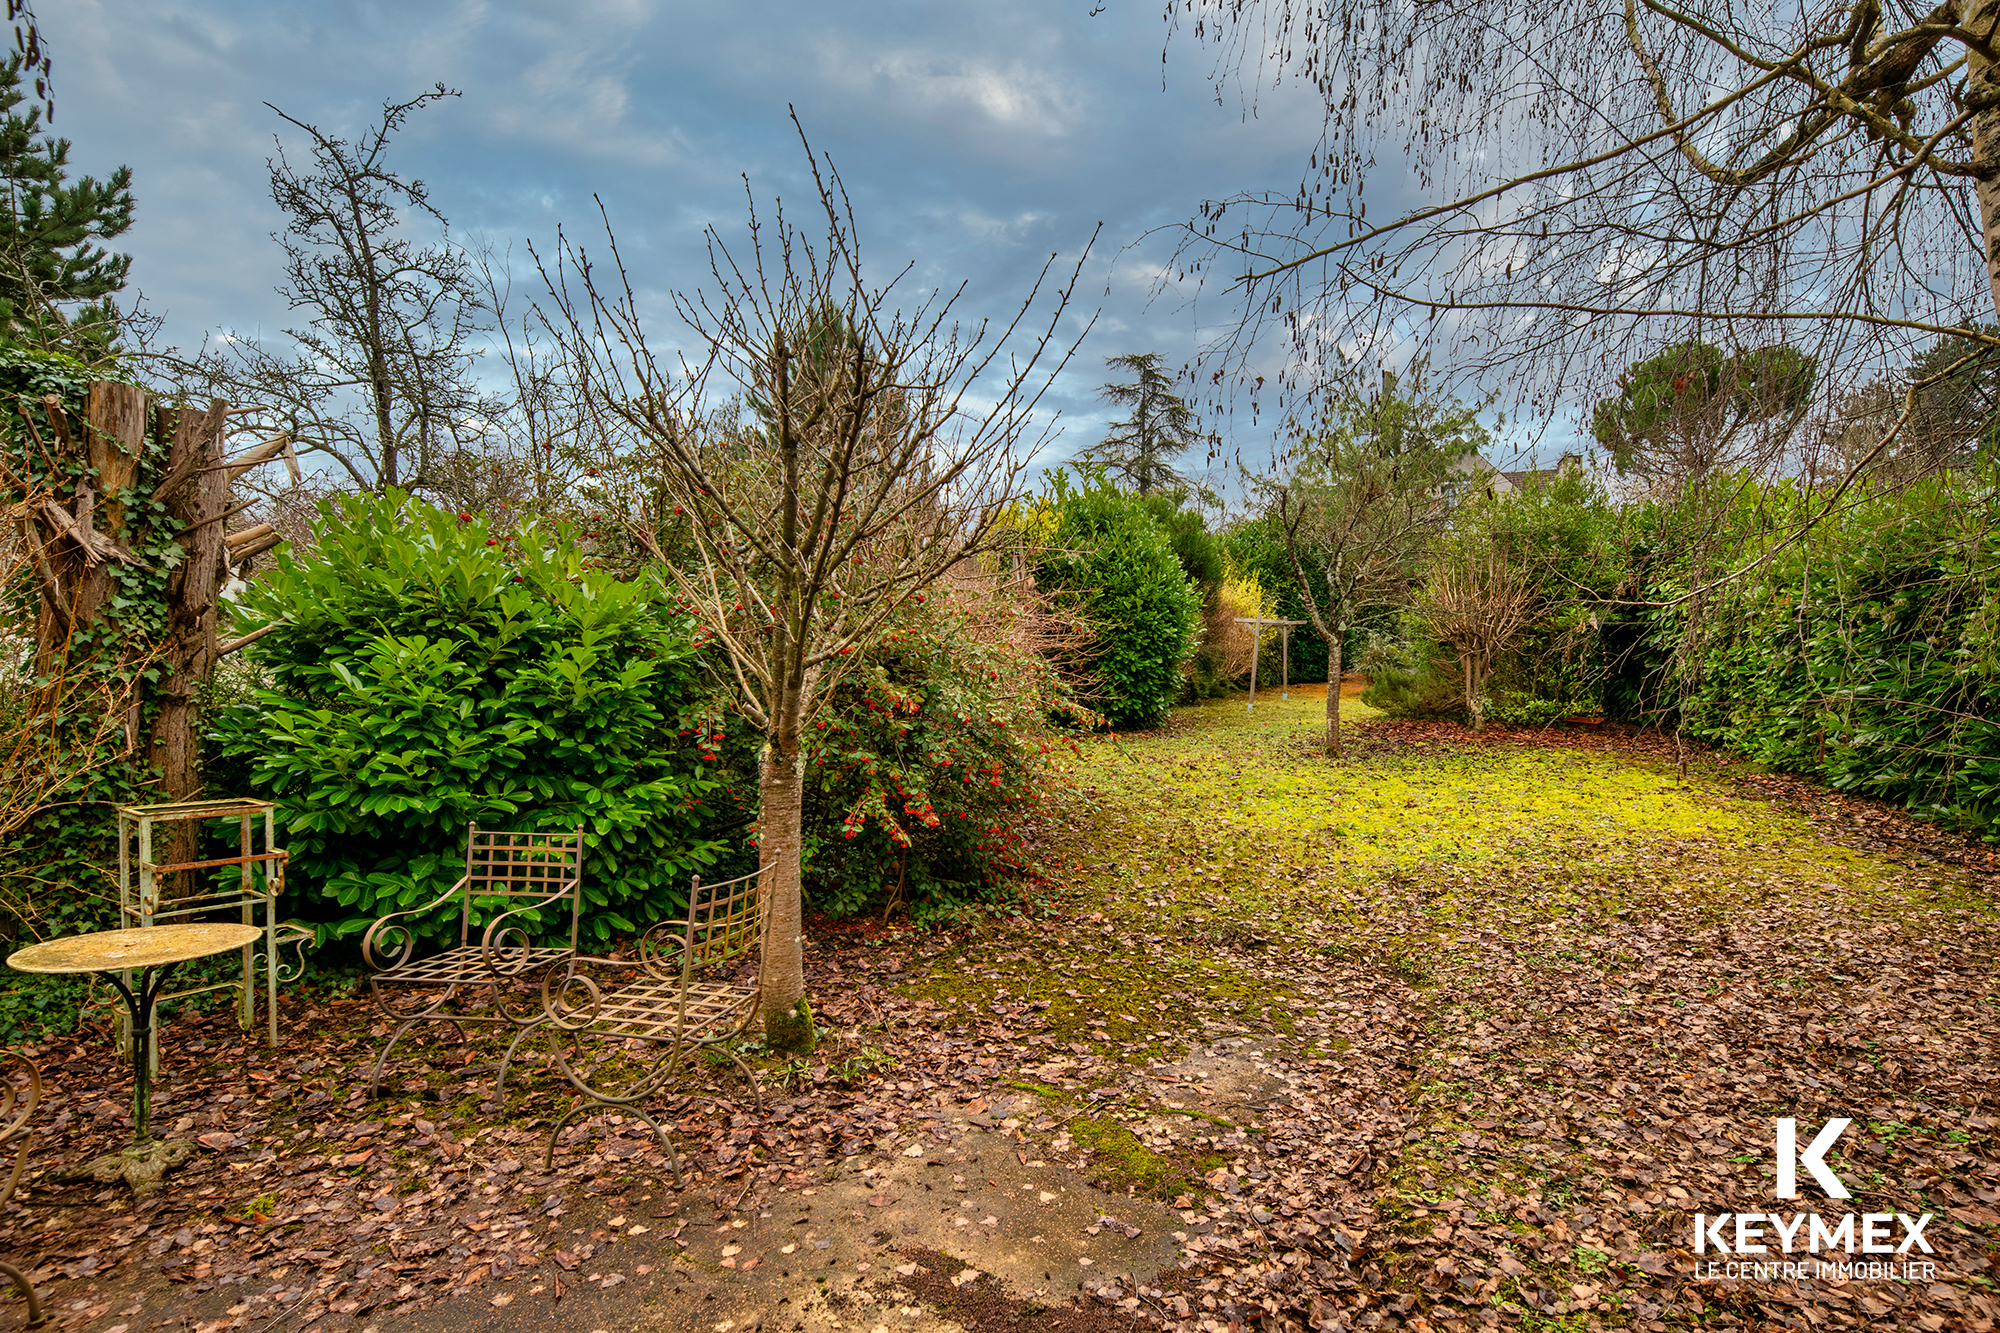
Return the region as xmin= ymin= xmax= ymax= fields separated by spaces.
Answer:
xmin=1236 ymin=615 xmax=1305 ymax=709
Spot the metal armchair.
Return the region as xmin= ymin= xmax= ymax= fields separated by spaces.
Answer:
xmin=360 ymin=823 xmax=585 ymax=1097
xmin=539 ymin=856 xmax=773 ymax=1182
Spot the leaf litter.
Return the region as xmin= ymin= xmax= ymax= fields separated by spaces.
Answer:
xmin=0 ymin=686 xmax=1992 ymax=1333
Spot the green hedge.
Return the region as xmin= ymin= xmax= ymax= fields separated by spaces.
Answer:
xmin=1643 ymin=470 xmax=2000 ymax=834
xmin=211 ymin=492 xmax=727 ymax=949
xmin=1032 ymin=471 xmax=1199 ymax=728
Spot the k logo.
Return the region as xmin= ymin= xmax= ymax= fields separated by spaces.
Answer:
xmin=1775 ymin=1118 xmax=1852 ymax=1200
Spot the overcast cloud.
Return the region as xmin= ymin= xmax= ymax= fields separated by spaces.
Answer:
xmin=49 ymin=0 xmax=1346 ymax=484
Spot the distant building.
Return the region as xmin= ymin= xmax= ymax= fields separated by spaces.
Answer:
xmin=1450 ymin=451 xmax=1584 ymax=498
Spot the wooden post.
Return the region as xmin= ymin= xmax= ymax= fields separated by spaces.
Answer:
xmin=149 ymin=400 xmax=230 ymax=888
xmin=1281 ymin=625 xmax=1291 ymax=702
xmin=1247 ymin=623 xmax=1260 ymax=712
xmin=70 ymin=382 xmax=150 ymax=633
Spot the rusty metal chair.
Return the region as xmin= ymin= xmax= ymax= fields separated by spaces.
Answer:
xmin=539 ymin=857 xmax=773 ymax=1181
xmin=360 ymin=824 xmax=585 ymax=1098
xmin=0 ymin=1053 xmax=47 ymax=1328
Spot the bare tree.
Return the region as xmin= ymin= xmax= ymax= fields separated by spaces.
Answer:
xmin=1162 ymin=0 xmax=2000 ymax=487
xmin=1412 ymin=545 xmax=1539 ymax=730
xmin=541 ymin=141 xmax=1089 ymax=1049
xmin=198 ymin=88 xmax=491 ymax=493
xmin=1822 ymin=329 xmax=2000 ymax=482
xmin=1273 ymin=372 xmax=1484 ymax=757
xmin=411 ymin=245 xmax=610 ymax=524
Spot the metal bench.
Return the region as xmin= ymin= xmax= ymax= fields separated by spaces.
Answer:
xmin=0 ymin=1053 xmax=46 ymax=1327
xmin=539 ymin=857 xmax=773 ymax=1182
xmin=360 ymin=824 xmax=585 ymax=1098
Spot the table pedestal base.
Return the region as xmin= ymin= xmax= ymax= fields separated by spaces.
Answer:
xmin=54 ymin=1138 xmax=193 ymax=1195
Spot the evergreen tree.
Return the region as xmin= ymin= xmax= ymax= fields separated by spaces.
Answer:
xmin=1590 ymin=341 xmax=1815 ymax=487
xmin=1081 ymin=352 xmax=1204 ymax=494
xmin=0 ymin=53 xmax=134 ymax=356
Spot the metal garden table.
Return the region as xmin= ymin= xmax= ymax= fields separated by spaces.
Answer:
xmin=8 ymin=923 xmax=263 ymax=1144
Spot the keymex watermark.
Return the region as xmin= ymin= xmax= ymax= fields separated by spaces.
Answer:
xmin=1689 ymin=1119 xmax=1939 ymax=1282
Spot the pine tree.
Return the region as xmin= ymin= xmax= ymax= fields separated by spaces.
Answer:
xmin=1081 ymin=351 xmax=1204 ymax=494
xmin=0 ymin=52 xmax=135 ymax=355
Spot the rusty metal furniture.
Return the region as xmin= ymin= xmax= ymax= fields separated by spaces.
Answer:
xmin=360 ymin=824 xmax=585 ymax=1098
xmin=0 ymin=1053 xmax=47 ymax=1327
xmin=540 ymin=858 xmax=773 ymax=1181
xmin=10 ymin=925 xmax=263 ymax=1148
xmin=116 ymin=800 xmax=307 ymax=1067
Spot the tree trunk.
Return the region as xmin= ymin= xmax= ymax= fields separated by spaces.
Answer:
xmin=1973 ymin=4 xmax=2000 ymax=322
xmin=757 ymin=740 xmax=813 ymax=1052
xmin=149 ymin=400 xmax=230 ymax=851
xmin=70 ymin=382 xmax=149 ymax=633
xmin=1324 ymin=626 xmax=1344 ymax=759
xmin=1464 ymin=653 xmax=1483 ymax=730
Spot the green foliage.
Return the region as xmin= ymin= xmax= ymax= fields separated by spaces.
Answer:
xmin=1032 ymin=468 xmax=1200 ymax=728
xmin=798 ymin=584 xmax=1076 ymax=918
xmin=210 ymin=492 xmax=727 ymax=949
xmin=1592 ymin=340 xmax=1815 ymax=477
xmin=1638 ymin=468 xmax=2000 ymax=835
xmin=1223 ymin=515 xmax=1332 ymax=683
xmin=1433 ymin=469 xmax=1622 ymax=708
xmin=0 ymin=55 xmax=134 ymax=357
xmin=1273 ymin=370 xmax=1489 ymax=688
xmin=1482 ymin=693 xmax=1587 ymax=727
xmin=1358 ymin=634 xmax=1461 ymax=719
xmin=1140 ymin=491 xmax=1249 ymax=702
xmin=1140 ymin=492 xmax=1224 ymax=593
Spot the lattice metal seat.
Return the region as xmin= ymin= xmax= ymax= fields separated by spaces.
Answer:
xmin=373 ymin=945 xmax=574 ymax=988
xmin=360 ymin=824 xmax=584 ymax=1098
xmin=540 ymin=857 xmax=773 ymax=1181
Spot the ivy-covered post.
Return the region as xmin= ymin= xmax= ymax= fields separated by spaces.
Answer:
xmin=70 ymin=382 xmax=149 ymax=635
xmin=149 ymin=400 xmax=229 ymax=807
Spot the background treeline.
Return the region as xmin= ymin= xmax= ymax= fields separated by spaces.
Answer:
xmin=1362 ymin=466 xmax=2000 ymax=838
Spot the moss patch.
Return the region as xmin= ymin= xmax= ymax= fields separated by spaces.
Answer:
xmin=1064 ymin=1115 xmax=1221 ymax=1199
xmin=765 ymin=997 xmax=816 ymax=1054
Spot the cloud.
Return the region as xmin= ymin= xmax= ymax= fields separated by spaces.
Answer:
xmin=816 ymin=40 xmax=1085 ymax=141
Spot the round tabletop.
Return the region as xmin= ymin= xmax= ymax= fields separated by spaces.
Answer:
xmin=7 ymin=923 xmax=266 ymax=975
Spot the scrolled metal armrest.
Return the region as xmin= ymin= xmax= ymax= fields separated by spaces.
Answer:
xmin=257 ymin=921 xmax=319 ymax=986
xmin=638 ymin=918 xmax=693 ymax=981
xmin=360 ymin=879 xmax=466 ymax=973
xmin=540 ymin=961 xmax=607 ymax=1032
xmin=0 ymin=1052 xmax=39 ymax=1146
xmin=478 ymin=886 xmax=575 ymax=977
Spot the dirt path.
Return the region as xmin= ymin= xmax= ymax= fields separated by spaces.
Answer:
xmin=4 ymin=694 xmax=1996 ymax=1333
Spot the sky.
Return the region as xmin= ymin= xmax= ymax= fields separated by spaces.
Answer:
xmin=48 ymin=0 xmax=1352 ymax=490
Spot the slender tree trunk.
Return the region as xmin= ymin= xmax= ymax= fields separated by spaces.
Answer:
xmin=757 ymin=633 xmax=815 ymax=1052
xmin=757 ymin=738 xmax=812 ymax=1052
xmin=1325 ymin=623 xmax=1345 ymax=759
